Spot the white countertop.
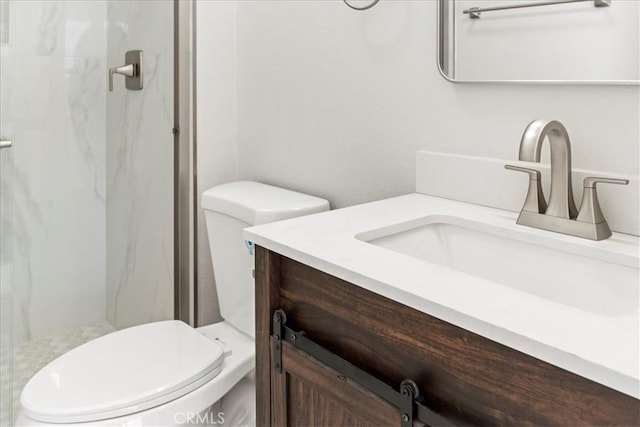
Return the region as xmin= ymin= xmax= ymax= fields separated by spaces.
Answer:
xmin=244 ymin=193 xmax=640 ymax=399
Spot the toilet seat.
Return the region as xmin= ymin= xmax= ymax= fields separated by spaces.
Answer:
xmin=20 ymin=321 xmax=225 ymax=424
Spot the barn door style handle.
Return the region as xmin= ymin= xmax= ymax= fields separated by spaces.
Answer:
xmin=272 ymin=309 xmax=457 ymax=427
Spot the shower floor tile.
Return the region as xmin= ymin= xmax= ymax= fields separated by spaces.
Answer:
xmin=5 ymin=321 xmax=115 ymax=425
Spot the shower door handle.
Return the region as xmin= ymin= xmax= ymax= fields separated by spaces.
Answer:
xmin=0 ymin=139 xmax=12 ymax=150
xmin=108 ymin=50 xmax=143 ymax=92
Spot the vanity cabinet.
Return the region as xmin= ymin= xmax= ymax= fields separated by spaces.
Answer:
xmin=255 ymin=247 xmax=639 ymax=427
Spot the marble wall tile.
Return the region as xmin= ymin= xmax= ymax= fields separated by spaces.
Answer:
xmin=7 ymin=0 xmax=107 ymax=344
xmin=61 ymin=1 xmax=106 ymax=58
xmin=0 ymin=0 xmax=9 ymax=44
xmin=3 ymin=0 xmax=174 ymax=345
xmin=0 ymin=144 xmax=14 ymax=427
xmin=14 ymin=1 xmax=62 ymax=57
xmin=106 ymin=0 xmax=174 ymax=329
xmin=1 ymin=1 xmax=15 ymax=420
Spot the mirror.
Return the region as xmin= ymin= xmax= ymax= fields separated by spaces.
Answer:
xmin=438 ymin=0 xmax=640 ymax=83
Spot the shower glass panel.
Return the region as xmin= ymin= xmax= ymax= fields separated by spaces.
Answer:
xmin=0 ymin=150 xmax=13 ymax=427
xmin=0 ymin=148 xmax=13 ymax=427
xmin=1 ymin=0 xmax=15 ymax=424
xmin=106 ymin=1 xmax=175 ymax=330
xmin=0 ymin=1 xmax=176 ymax=425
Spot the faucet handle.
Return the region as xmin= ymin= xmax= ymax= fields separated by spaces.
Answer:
xmin=582 ymin=177 xmax=629 ymax=188
xmin=505 ymin=164 xmax=547 ymax=213
xmin=108 ymin=50 xmax=143 ymax=92
xmin=577 ymin=176 xmax=629 ymax=224
xmin=108 ymin=64 xmax=135 ymax=92
xmin=505 ymin=164 xmax=540 ymax=176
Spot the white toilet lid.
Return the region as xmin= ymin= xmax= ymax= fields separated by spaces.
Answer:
xmin=21 ymin=320 xmax=225 ymax=424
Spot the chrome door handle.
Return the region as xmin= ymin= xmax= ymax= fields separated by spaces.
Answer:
xmin=108 ymin=50 xmax=143 ymax=92
xmin=0 ymin=139 xmax=12 ymax=150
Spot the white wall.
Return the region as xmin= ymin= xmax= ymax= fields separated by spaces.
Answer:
xmin=195 ymin=0 xmax=237 ymax=326
xmin=196 ymin=0 xmax=639 ymax=322
xmin=234 ymin=0 xmax=639 ymax=208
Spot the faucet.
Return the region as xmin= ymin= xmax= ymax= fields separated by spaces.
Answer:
xmin=505 ymin=119 xmax=628 ymax=241
xmin=518 ymin=120 xmax=578 ymax=219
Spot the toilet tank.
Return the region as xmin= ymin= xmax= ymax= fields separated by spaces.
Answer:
xmin=202 ymin=181 xmax=330 ymax=338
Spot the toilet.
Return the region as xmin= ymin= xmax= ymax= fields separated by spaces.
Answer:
xmin=16 ymin=181 xmax=329 ymax=427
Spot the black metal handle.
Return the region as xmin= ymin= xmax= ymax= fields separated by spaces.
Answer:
xmin=272 ymin=309 xmax=457 ymax=427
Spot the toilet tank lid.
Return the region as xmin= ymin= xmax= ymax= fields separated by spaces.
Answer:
xmin=202 ymin=181 xmax=330 ymax=226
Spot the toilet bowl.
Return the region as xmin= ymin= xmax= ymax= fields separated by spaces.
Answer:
xmin=16 ymin=181 xmax=329 ymax=427
xmin=16 ymin=321 xmax=254 ymax=427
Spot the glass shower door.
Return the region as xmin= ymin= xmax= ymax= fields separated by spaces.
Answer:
xmin=106 ymin=0 xmax=176 ymax=330
xmin=0 ymin=1 xmax=184 ymax=423
xmin=0 ymin=0 xmax=14 ymax=423
xmin=0 ymin=143 xmax=13 ymax=427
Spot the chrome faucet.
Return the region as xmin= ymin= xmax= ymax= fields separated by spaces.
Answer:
xmin=506 ymin=119 xmax=628 ymax=241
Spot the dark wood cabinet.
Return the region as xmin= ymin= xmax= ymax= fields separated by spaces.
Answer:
xmin=255 ymin=246 xmax=640 ymax=427
xmin=270 ymin=338 xmax=400 ymax=426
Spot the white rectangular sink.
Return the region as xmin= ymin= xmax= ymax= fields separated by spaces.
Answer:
xmin=358 ymin=216 xmax=639 ymax=317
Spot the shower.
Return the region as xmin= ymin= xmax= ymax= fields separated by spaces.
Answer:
xmin=0 ymin=1 xmax=192 ymax=424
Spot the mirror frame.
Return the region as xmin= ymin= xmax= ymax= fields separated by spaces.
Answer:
xmin=436 ymin=0 xmax=640 ymax=85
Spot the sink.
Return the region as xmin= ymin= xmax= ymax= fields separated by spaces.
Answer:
xmin=357 ymin=216 xmax=639 ymax=316
xmin=246 ymin=191 xmax=640 ymax=398
xmin=246 ymin=191 xmax=640 ymax=397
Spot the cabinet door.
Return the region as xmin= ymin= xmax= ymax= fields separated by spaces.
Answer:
xmin=270 ymin=339 xmax=406 ymax=427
